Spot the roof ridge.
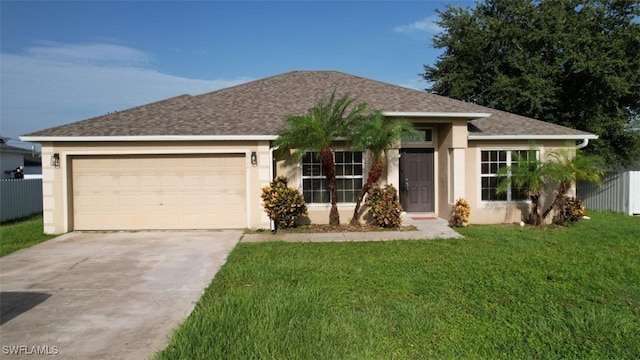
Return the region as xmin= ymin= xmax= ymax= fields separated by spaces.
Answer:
xmin=193 ymin=71 xmax=300 ymax=100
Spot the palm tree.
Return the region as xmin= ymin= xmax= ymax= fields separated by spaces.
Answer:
xmin=496 ymin=149 xmax=551 ymax=225
xmin=274 ymin=92 xmax=368 ymax=225
xmin=541 ymin=149 xmax=604 ymax=220
xmin=348 ymin=111 xmax=419 ymax=225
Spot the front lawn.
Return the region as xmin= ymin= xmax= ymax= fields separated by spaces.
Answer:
xmin=156 ymin=212 xmax=640 ymax=359
xmin=0 ymin=215 xmax=56 ymax=257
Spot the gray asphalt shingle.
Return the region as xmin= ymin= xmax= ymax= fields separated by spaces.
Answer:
xmin=23 ymin=71 xmax=594 ymax=138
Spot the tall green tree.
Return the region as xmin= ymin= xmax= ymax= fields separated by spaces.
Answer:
xmin=423 ymin=0 xmax=640 ymax=167
xmin=347 ymin=111 xmax=419 ymax=225
xmin=274 ymin=92 xmax=368 ymax=225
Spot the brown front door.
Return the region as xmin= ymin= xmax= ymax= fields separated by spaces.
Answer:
xmin=400 ymin=149 xmax=434 ymax=212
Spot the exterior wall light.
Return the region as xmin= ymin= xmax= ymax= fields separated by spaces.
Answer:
xmin=251 ymin=151 xmax=257 ymax=166
xmin=51 ymin=153 xmax=60 ymax=167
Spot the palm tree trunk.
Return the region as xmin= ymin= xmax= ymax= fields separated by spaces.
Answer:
xmin=529 ymin=194 xmax=542 ymax=225
xmin=350 ymin=157 xmax=384 ymax=225
xmin=320 ymin=148 xmax=340 ymax=225
xmin=542 ymin=180 xmax=571 ymax=220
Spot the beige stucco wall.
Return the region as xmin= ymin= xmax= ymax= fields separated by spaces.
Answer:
xmin=434 ymin=119 xmax=468 ymax=218
xmin=276 ymin=135 xmax=579 ymax=226
xmin=40 ymin=140 xmax=272 ymax=234
xmin=40 ymin=136 xmax=580 ymax=232
xmin=465 ymin=140 xmax=575 ymax=224
xmin=272 ymin=143 xmax=369 ymax=225
xmin=274 ymin=118 xmax=471 ymax=225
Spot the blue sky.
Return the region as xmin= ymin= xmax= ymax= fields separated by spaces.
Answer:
xmin=1 ymin=0 xmax=474 ymax=147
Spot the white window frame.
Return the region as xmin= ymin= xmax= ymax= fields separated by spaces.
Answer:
xmin=300 ymin=151 xmax=364 ymax=205
xmin=480 ymin=149 xmax=538 ymax=203
xmin=401 ymin=126 xmax=435 ymax=148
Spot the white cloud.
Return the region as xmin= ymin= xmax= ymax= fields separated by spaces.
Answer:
xmin=25 ymin=41 xmax=152 ymax=66
xmin=394 ymin=15 xmax=443 ymax=36
xmin=396 ymin=76 xmax=428 ymax=91
xmin=0 ymin=42 xmax=251 ymax=140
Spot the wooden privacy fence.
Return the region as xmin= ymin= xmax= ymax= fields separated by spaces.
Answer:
xmin=0 ymin=179 xmax=43 ymax=222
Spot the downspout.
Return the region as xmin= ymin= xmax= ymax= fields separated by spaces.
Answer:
xmin=269 ymin=146 xmax=278 ymax=233
xmin=269 ymin=146 xmax=277 ymax=180
xmin=572 ymin=138 xmax=591 ymax=202
xmin=576 ymin=138 xmax=589 ymax=149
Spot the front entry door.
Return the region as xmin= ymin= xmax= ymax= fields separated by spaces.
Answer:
xmin=400 ymin=149 xmax=434 ymax=212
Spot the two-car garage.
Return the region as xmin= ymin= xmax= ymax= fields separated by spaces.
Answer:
xmin=70 ymin=154 xmax=247 ymax=230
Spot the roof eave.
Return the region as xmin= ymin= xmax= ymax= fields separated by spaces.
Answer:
xmin=19 ymin=135 xmax=279 ymax=143
xmin=383 ymin=111 xmax=491 ymax=118
xmin=468 ymin=134 xmax=599 ymax=140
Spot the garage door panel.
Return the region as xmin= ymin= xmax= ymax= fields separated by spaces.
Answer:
xmin=183 ymin=175 xmax=204 ymax=187
xmin=72 ymin=154 xmax=247 ymax=230
xmin=119 ymin=195 xmax=140 ymax=207
xmin=118 ymin=158 xmax=141 ymax=168
xmin=160 ymin=175 xmax=182 ymax=187
xmin=98 ymin=175 xmax=118 ymax=187
xmin=119 ymin=175 xmax=140 ymax=187
xmin=75 ymin=174 xmax=98 ymax=188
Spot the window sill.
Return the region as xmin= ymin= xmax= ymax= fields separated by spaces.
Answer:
xmin=306 ymin=203 xmax=357 ymax=207
xmin=479 ymin=200 xmax=531 ymax=208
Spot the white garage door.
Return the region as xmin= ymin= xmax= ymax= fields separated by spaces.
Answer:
xmin=71 ymin=154 xmax=246 ymax=230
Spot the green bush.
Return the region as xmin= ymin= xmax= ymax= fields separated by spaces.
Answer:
xmin=261 ymin=176 xmax=307 ymax=229
xmin=365 ymin=184 xmax=402 ymax=228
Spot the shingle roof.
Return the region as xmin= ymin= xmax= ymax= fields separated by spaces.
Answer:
xmin=22 ymin=70 xmax=594 ymax=139
xmin=0 ymin=143 xmax=33 ymax=155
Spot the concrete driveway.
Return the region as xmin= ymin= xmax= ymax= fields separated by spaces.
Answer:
xmin=0 ymin=230 xmax=240 ymax=360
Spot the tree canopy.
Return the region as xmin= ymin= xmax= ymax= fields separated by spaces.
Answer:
xmin=423 ymin=0 xmax=640 ymax=167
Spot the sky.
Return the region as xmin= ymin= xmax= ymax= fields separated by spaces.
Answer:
xmin=1 ymin=0 xmax=474 ymax=148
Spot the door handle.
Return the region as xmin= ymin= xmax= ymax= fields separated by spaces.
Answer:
xmin=405 ymin=178 xmax=410 ymax=192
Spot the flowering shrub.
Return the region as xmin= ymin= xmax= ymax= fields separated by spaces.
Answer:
xmin=553 ymin=196 xmax=585 ymax=225
xmin=450 ymin=198 xmax=471 ymax=227
xmin=261 ymin=176 xmax=307 ymax=229
xmin=365 ymin=184 xmax=402 ymax=228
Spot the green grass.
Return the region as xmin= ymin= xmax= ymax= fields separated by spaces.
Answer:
xmin=156 ymin=212 xmax=640 ymax=359
xmin=0 ymin=215 xmax=56 ymax=257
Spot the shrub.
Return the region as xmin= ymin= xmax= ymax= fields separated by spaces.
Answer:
xmin=365 ymin=184 xmax=402 ymax=228
xmin=450 ymin=198 xmax=470 ymax=227
xmin=553 ymin=196 xmax=585 ymax=225
xmin=261 ymin=176 xmax=307 ymax=229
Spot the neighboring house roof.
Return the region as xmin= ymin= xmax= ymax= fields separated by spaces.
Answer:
xmin=0 ymin=143 xmax=33 ymax=156
xmin=21 ymin=70 xmax=595 ymax=140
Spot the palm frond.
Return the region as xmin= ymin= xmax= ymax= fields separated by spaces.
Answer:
xmin=348 ymin=111 xmax=419 ymax=157
xmin=274 ymin=92 xmax=368 ymax=161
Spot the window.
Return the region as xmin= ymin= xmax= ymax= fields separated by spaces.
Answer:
xmin=403 ymin=128 xmax=433 ymax=143
xmin=480 ymin=150 xmax=534 ymax=201
xmin=301 ymin=151 xmax=363 ymax=204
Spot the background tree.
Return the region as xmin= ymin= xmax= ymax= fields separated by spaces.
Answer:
xmin=423 ymin=0 xmax=640 ymax=167
xmin=347 ymin=111 xmax=419 ymax=225
xmin=274 ymin=92 xmax=368 ymax=225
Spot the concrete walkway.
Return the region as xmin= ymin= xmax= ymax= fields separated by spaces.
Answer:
xmin=241 ymin=215 xmax=462 ymax=242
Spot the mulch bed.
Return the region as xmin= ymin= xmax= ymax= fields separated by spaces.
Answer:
xmin=263 ymin=224 xmax=417 ymax=234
